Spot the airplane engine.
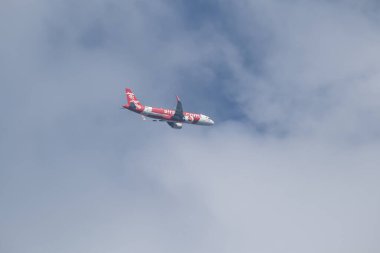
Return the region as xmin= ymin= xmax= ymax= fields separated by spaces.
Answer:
xmin=167 ymin=122 xmax=183 ymax=129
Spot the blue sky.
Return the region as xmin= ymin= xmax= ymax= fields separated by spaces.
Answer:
xmin=1 ymin=1 xmax=380 ymax=252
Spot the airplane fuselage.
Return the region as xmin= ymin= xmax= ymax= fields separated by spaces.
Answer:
xmin=122 ymin=88 xmax=214 ymax=128
xmin=124 ymin=104 xmax=214 ymax=126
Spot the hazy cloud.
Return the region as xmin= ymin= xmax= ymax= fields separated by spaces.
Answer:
xmin=1 ymin=0 xmax=380 ymax=252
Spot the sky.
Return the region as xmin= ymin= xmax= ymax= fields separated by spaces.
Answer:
xmin=1 ymin=0 xmax=380 ymax=252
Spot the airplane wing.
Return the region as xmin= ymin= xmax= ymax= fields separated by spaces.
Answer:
xmin=172 ymin=96 xmax=184 ymax=122
xmin=167 ymin=121 xmax=183 ymax=129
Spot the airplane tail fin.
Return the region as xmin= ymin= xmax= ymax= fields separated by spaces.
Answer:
xmin=125 ymin=88 xmax=143 ymax=107
xmin=124 ymin=88 xmax=144 ymax=111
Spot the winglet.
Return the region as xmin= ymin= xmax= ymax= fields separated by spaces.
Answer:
xmin=176 ymin=95 xmax=181 ymax=102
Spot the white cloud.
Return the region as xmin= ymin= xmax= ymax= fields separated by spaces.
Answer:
xmin=127 ymin=126 xmax=380 ymax=252
xmin=1 ymin=0 xmax=380 ymax=252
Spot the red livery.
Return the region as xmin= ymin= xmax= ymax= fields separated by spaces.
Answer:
xmin=122 ymin=88 xmax=214 ymax=129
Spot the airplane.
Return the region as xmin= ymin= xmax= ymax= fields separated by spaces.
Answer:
xmin=122 ymin=88 xmax=214 ymax=129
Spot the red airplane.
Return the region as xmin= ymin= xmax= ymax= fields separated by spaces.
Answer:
xmin=122 ymin=88 xmax=214 ymax=129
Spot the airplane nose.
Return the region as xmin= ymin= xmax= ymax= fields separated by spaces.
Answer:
xmin=209 ymin=119 xmax=215 ymax=125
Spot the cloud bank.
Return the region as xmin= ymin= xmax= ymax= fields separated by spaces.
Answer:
xmin=1 ymin=0 xmax=380 ymax=252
